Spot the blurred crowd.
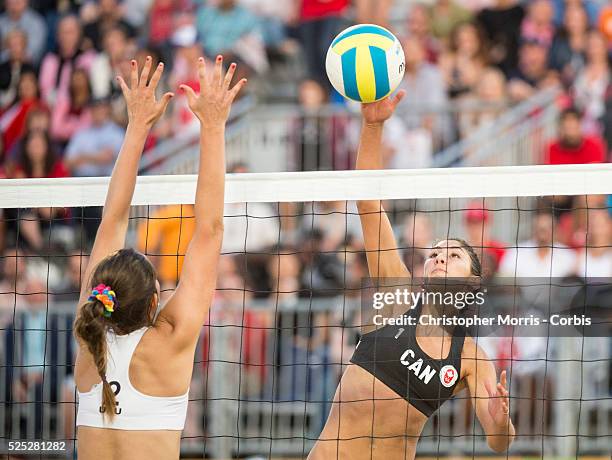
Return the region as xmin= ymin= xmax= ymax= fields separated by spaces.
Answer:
xmin=0 ymin=0 xmax=612 ymax=443
xmin=0 ymin=0 xmax=610 ymax=178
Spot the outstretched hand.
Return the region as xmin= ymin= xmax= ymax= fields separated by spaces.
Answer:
xmin=180 ymin=56 xmax=247 ymax=127
xmin=361 ymin=90 xmax=406 ymax=126
xmin=116 ymin=56 xmax=174 ymax=128
xmin=486 ymin=370 xmax=511 ymax=427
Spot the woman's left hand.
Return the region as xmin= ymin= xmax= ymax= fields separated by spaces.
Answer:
xmin=486 ymin=370 xmax=510 ymax=427
xmin=116 ymin=56 xmax=174 ymax=128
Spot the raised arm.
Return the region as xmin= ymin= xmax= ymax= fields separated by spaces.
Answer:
xmin=357 ymin=92 xmax=410 ymax=279
xmin=466 ymin=342 xmax=515 ymax=452
xmin=157 ymin=56 xmax=246 ymax=349
xmin=77 ymin=58 xmax=173 ymax=309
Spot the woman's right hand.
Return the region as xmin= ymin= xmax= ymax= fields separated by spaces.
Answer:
xmin=180 ymin=56 xmax=247 ymax=127
xmin=116 ymin=56 xmax=174 ymax=128
xmin=361 ymin=90 xmax=406 ymax=126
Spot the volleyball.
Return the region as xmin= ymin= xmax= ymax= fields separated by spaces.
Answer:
xmin=326 ymin=24 xmax=405 ymax=103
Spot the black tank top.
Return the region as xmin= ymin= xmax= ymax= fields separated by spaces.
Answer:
xmin=350 ymin=303 xmax=466 ymax=417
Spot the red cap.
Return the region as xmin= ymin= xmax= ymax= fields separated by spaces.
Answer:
xmin=464 ymin=202 xmax=489 ymax=222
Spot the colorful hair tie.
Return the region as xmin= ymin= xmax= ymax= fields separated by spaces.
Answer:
xmin=88 ymin=283 xmax=118 ymax=318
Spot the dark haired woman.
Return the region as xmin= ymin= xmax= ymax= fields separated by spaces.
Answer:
xmin=73 ymin=56 xmax=246 ymax=459
xmin=12 ymin=129 xmax=70 ymax=250
xmin=439 ymin=21 xmax=489 ymax=98
xmin=14 ymin=130 xmax=68 ymax=179
xmin=308 ymin=92 xmax=515 ymax=459
xmin=50 ymin=68 xmax=93 ymax=145
xmin=0 ymin=70 xmax=46 ymax=152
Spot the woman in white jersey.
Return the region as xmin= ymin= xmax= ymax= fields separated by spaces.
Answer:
xmin=73 ymin=56 xmax=246 ymax=459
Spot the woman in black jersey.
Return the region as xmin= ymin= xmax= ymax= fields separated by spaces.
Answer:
xmin=308 ymin=92 xmax=515 ymax=460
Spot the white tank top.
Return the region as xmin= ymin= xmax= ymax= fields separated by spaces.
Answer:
xmin=76 ymin=327 xmax=189 ymax=430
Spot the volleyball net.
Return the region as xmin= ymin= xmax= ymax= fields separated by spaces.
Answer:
xmin=0 ymin=164 xmax=611 ymax=458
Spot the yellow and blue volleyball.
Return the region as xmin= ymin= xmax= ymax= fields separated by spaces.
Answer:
xmin=326 ymin=24 xmax=405 ymax=103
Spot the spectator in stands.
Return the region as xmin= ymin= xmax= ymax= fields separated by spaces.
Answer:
xmin=3 ymin=108 xmax=52 ymax=174
xmin=463 ymin=202 xmax=507 ymax=273
xmin=148 ymin=0 xmax=190 ymax=51
xmin=407 ymin=3 xmax=440 ymax=63
xmin=82 ymin=0 xmax=136 ymax=52
xmin=64 ymin=96 xmax=124 ymax=177
xmin=507 ymin=37 xmax=557 ymax=102
xmin=574 ymin=207 xmax=612 ymax=278
xmin=499 ymin=208 xmax=577 ymax=277
xmin=0 ymin=0 xmax=47 ymax=64
xmin=0 ymin=69 xmax=46 ymax=153
xmin=39 ymin=15 xmax=96 ymax=107
xmin=300 ymin=201 xmax=361 ymax=252
xmin=196 ymin=0 xmax=267 ymax=75
xmin=0 ymin=28 xmax=34 ymax=109
xmin=573 ymin=30 xmax=611 ymax=136
xmin=299 ymin=228 xmax=344 ymax=297
xmin=549 ymin=3 xmax=589 ymax=85
xmin=390 ymin=36 xmax=449 ymax=165
xmin=520 ymin=0 xmax=555 ymax=49
xmin=121 ymin=0 xmax=155 ymax=30
xmin=477 ymin=0 xmax=525 ymax=76
xmin=239 ymin=0 xmax=297 ymax=57
xmin=440 ymin=21 xmax=489 ymax=99
xmin=429 ymin=0 xmax=472 ymax=46
xmin=13 ymin=130 xmax=70 ymax=250
xmin=89 ymin=26 xmax=133 ymax=101
xmin=545 ymin=107 xmax=607 ymax=164
xmin=459 ymin=67 xmax=508 ymax=138
xmin=552 ymin=0 xmax=603 ymax=27
xmin=13 ymin=130 xmax=68 ymax=179
xmin=136 ymin=204 xmax=196 ymax=299
xmin=50 ymin=68 xmax=92 ymax=145
xmin=295 ymin=79 xmax=338 ymax=170
xmin=54 ymin=251 xmax=88 ymax=303
xmin=354 ymin=0 xmax=392 ymax=28
xmin=296 ymin=0 xmax=348 ymax=87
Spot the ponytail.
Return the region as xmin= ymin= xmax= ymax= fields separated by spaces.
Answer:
xmin=74 ymin=299 xmax=117 ymax=421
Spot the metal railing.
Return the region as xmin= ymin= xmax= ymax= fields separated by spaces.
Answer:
xmin=139 ymin=94 xmax=256 ymax=175
xmin=1 ymin=298 xmax=609 ymax=458
xmin=435 ymin=86 xmax=562 ymax=167
xmin=140 ymin=99 xmax=519 ymax=175
xmin=139 ymin=86 xmax=562 ymax=176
